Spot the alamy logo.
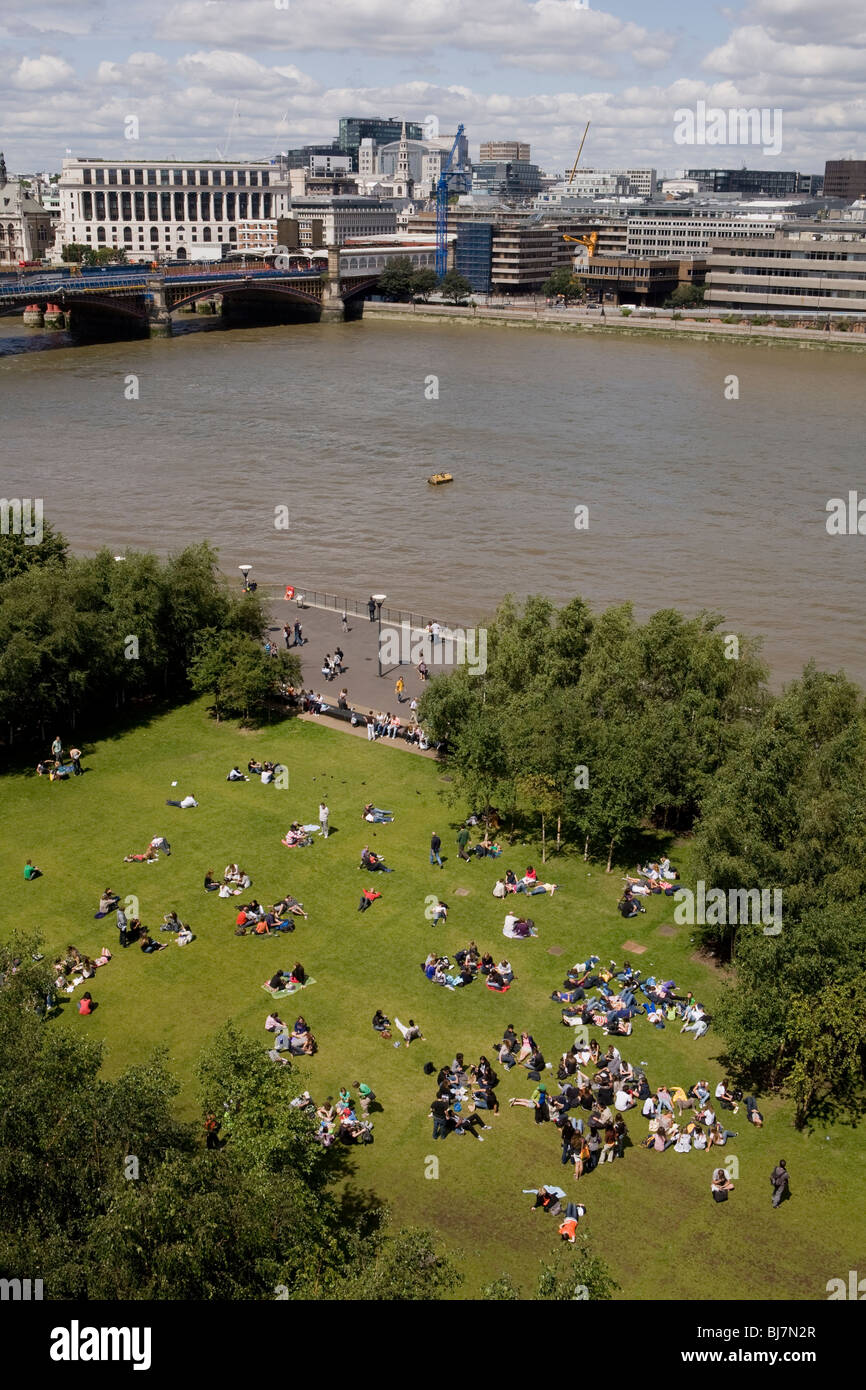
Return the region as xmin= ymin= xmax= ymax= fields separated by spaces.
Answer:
xmin=826 ymin=1270 xmax=865 ymax=1299
xmin=379 ymin=620 xmax=487 ymax=675
xmin=673 ymin=882 xmax=782 ymax=935
xmin=0 ymin=497 xmax=44 ymax=546
xmin=0 ymin=1277 xmax=43 ymax=1300
xmin=673 ymin=100 xmax=783 ymax=157
xmin=49 ymin=1321 xmax=152 ymax=1371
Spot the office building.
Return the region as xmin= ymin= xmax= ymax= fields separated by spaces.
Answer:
xmin=822 ymin=160 xmax=866 ymax=201
xmin=479 ymin=141 xmax=530 ymax=162
xmin=290 ymin=195 xmax=397 ymax=248
xmin=705 ymin=224 xmax=866 ymax=311
xmin=472 ymin=160 xmax=544 ymax=199
xmin=455 ymin=221 xmax=494 ymax=292
xmin=57 ymin=157 xmax=291 ymax=260
xmin=686 ymin=168 xmax=823 ymax=198
xmin=337 ymin=118 xmax=423 ymax=170
xmin=580 ymin=255 xmax=707 ymax=306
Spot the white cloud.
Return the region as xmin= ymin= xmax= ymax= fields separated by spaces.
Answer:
xmin=159 ymin=0 xmax=676 ymax=73
xmin=10 ymin=55 xmax=76 ymax=90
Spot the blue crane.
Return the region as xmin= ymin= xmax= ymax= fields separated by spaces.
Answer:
xmin=435 ymin=123 xmax=466 ymax=279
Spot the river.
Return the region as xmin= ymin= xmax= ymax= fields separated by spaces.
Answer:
xmin=1 ymin=314 xmax=864 ymax=686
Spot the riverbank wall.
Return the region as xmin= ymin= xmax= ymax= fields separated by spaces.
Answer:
xmin=363 ymin=301 xmax=866 ymax=353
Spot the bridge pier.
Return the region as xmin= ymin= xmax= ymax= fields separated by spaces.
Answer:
xmin=146 ymin=278 xmax=173 ymax=338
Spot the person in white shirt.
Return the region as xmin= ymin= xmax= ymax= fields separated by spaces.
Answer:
xmin=167 ymin=792 xmax=198 ymax=808
xmin=319 ymin=803 xmax=329 ymax=838
xmin=674 ymin=1129 xmax=691 ymax=1153
xmin=659 ymin=857 xmax=677 ymax=879
xmin=615 ymin=1088 xmax=635 ymax=1111
xmin=642 ymin=1094 xmax=658 ymax=1118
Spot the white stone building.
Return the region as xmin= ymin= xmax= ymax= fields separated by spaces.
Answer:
xmin=56 ymin=157 xmax=291 ymax=261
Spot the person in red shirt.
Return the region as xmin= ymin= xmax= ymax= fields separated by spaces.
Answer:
xmin=78 ymin=992 xmax=95 ymax=1015
xmin=558 ymin=1202 xmax=586 ymax=1241
xmin=358 ymin=889 xmax=382 ymax=913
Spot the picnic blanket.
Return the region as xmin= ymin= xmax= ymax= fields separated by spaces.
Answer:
xmin=262 ymin=977 xmax=316 ymax=998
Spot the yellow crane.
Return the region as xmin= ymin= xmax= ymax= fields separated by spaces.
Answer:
xmin=567 ymin=121 xmax=591 ymax=185
xmin=562 ymin=230 xmax=598 ymax=257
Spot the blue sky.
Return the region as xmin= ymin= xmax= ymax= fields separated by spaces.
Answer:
xmin=1 ymin=1 xmax=864 ymax=173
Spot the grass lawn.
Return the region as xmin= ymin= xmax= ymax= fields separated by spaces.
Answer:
xmin=1 ymin=698 xmax=861 ymax=1301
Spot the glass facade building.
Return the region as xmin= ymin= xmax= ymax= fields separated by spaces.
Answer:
xmin=456 ymin=221 xmax=493 ymax=292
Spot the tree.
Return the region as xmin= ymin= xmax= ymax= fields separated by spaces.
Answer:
xmin=439 ymin=270 xmax=473 ymax=304
xmin=411 ymin=267 xmax=439 ymax=301
xmin=377 ymin=256 xmax=416 ymax=301
xmin=189 ymin=631 xmax=299 ymax=723
xmin=692 ymin=666 xmax=866 ymax=956
xmin=0 ymin=516 xmax=68 ymax=586
xmin=480 ymin=1272 xmax=522 ymax=1300
xmin=543 ymin=266 xmax=585 ymax=302
xmin=61 ymin=243 xmax=89 ymax=262
xmin=666 ymin=283 xmax=705 ymax=307
xmin=536 ymin=1244 xmax=620 ymax=1300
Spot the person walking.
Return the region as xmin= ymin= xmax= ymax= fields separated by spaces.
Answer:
xmin=117 ymin=904 xmax=128 ymax=949
xmin=456 ymin=825 xmax=471 ymax=860
xmin=69 ymin=746 xmax=83 ymax=776
xmin=770 ymin=1159 xmax=790 ymax=1208
xmin=51 ymin=735 xmax=62 ymax=761
xmin=293 ymin=619 xmax=302 ymax=647
xmin=368 ymin=595 xmax=377 ymax=622
xmin=283 ymin=624 xmax=291 ymax=649
xmin=318 ymin=802 xmax=329 ymax=839
xmin=430 ymin=832 xmax=443 ymax=869
xmin=341 ymin=610 xmax=349 ymax=633
xmin=334 ymin=646 xmax=344 ymax=674
xmin=395 ymin=676 xmax=405 ymax=703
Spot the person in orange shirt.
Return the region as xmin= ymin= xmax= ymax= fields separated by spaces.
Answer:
xmin=558 ymin=1202 xmax=587 ymax=1241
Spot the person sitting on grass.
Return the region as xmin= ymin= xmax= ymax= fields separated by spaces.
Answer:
xmin=430 ymin=900 xmax=448 ymax=926
xmin=24 ymin=859 xmax=42 ymax=881
xmin=359 ymin=846 xmax=393 ymax=872
xmin=282 ymin=824 xmax=313 ymax=849
xmin=176 ymin=924 xmax=194 ymax=946
xmin=618 ymin=886 xmax=645 ymax=918
xmin=274 ymin=893 xmax=308 ymax=919
xmin=78 ymin=992 xmax=95 ymax=1016
xmin=265 ymin=1009 xmax=286 ymax=1030
xmin=161 ymin=911 xmax=184 ymax=934
xmin=227 ymin=766 xmax=249 ymax=781
xmin=140 ymin=933 xmax=167 ymax=953
xmin=372 ymin=1008 xmax=391 ymax=1033
xmin=204 ymin=869 xmax=220 ymax=892
xmin=225 ymin=863 xmax=251 ymax=888
xmin=97 ymin=888 xmax=119 ymax=915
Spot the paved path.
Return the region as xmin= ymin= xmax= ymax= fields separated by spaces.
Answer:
xmin=265 ymin=601 xmax=461 ymax=721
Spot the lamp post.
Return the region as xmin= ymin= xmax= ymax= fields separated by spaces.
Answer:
xmin=372 ymin=593 xmax=387 ymax=677
xmin=239 ymin=564 xmax=252 ymax=592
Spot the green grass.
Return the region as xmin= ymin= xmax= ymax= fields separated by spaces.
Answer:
xmin=1 ymin=699 xmax=861 ymax=1301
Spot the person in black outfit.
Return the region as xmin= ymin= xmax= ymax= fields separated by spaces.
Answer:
xmin=368 ymin=596 xmax=377 ymax=622
xmin=431 ymin=1097 xmax=449 ymax=1140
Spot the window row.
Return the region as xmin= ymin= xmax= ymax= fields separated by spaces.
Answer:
xmin=78 ymin=192 xmax=273 ymax=221
xmin=81 ymin=168 xmax=271 ymax=187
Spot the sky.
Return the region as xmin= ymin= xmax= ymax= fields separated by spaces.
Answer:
xmin=1 ymin=0 xmax=864 ymax=175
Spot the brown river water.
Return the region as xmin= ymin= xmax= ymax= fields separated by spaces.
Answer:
xmin=1 ymin=314 xmax=864 ymax=686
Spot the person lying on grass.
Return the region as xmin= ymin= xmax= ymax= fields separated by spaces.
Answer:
xmin=363 ymin=804 xmax=394 ymax=822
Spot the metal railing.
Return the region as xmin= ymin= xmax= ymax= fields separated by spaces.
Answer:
xmin=256 ymin=585 xmax=446 ymax=634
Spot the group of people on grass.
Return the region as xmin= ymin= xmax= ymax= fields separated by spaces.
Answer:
xmin=618 ymin=859 xmax=679 ymax=917
xmin=551 ymin=954 xmax=711 ymax=1040
xmin=264 ymin=1004 xmax=317 ymax=1058
xmin=421 ymin=942 xmax=515 ymax=992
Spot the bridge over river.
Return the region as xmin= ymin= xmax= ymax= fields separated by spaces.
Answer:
xmin=0 ymin=246 xmax=383 ymax=338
